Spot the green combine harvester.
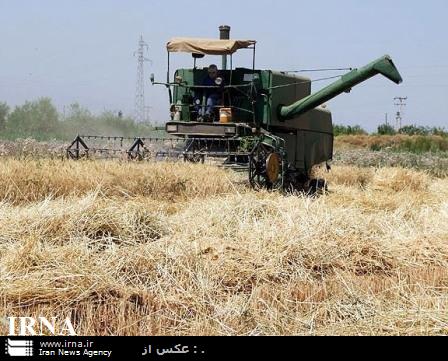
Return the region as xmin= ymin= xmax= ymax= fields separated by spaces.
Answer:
xmin=68 ymin=25 xmax=403 ymax=192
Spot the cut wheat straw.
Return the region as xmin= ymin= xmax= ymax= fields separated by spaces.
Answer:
xmin=0 ymin=160 xmax=447 ymax=335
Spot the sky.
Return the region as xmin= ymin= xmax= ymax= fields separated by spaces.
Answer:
xmin=0 ymin=0 xmax=447 ymax=131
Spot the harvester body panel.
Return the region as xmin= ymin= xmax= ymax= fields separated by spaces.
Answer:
xmin=168 ymin=67 xmax=335 ymax=172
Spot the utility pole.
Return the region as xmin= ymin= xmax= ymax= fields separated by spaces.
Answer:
xmin=394 ymin=97 xmax=407 ymax=131
xmin=134 ymin=35 xmax=151 ymax=123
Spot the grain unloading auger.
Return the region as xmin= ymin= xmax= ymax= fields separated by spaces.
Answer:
xmin=278 ymin=55 xmax=403 ymax=120
xmin=67 ymin=26 xmax=402 ymax=192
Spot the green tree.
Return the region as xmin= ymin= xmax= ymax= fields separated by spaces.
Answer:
xmin=377 ymin=123 xmax=396 ymax=135
xmin=0 ymin=102 xmax=9 ymax=131
xmin=429 ymin=127 xmax=448 ymax=137
xmin=6 ymin=98 xmax=59 ymax=139
xmin=64 ymin=103 xmax=92 ymax=124
xmin=334 ymin=124 xmax=367 ymax=136
xmin=60 ymin=103 xmax=95 ymax=138
xmin=399 ymin=125 xmax=429 ymax=136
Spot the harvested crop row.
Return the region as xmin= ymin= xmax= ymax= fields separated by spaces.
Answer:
xmin=1 ymin=161 xmax=447 ymax=335
xmin=0 ymin=159 xmax=243 ymax=204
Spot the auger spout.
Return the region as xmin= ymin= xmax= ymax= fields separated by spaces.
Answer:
xmin=279 ymin=55 xmax=402 ymax=120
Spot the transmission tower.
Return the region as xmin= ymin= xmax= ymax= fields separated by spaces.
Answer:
xmin=134 ymin=35 xmax=151 ymax=123
xmin=394 ymin=97 xmax=408 ymax=130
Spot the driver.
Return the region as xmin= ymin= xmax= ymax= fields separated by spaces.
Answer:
xmin=198 ymin=64 xmax=224 ymax=121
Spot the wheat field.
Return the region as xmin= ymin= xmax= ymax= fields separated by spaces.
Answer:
xmin=0 ymin=158 xmax=447 ymax=335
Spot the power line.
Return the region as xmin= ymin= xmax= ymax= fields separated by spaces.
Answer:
xmin=283 ymin=67 xmax=353 ymax=73
xmin=268 ymin=75 xmax=342 ymax=90
xmin=134 ymin=35 xmax=151 ymax=123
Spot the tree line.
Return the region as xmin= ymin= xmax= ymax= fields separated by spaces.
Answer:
xmin=334 ymin=123 xmax=447 ymax=137
xmin=0 ymin=98 xmax=157 ymax=141
xmin=0 ymin=98 xmax=446 ymax=141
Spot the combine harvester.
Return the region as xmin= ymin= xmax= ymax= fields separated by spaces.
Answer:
xmin=67 ymin=26 xmax=402 ymax=191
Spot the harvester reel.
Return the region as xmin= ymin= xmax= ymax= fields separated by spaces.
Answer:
xmin=184 ymin=153 xmax=205 ymax=164
xmin=249 ymin=142 xmax=283 ymax=190
xmin=127 ymin=151 xmax=144 ymax=161
xmin=183 ymin=138 xmax=207 ymax=164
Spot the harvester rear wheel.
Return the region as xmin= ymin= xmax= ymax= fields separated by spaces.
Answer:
xmin=248 ymin=142 xmax=283 ymax=190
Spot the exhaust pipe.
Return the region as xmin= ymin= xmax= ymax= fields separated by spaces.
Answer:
xmin=219 ymin=25 xmax=231 ymax=70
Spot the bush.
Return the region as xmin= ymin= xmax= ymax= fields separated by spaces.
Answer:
xmin=397 ymin=136 xmax=448 ymax=153
xmin=399 ymin=125 xmax=447 ymax=137
xmin=429 ymin=127 xmax=448 ymax=137
xmin=0 ymin=99 xmax=160 ymax=141
xmin=59 ymin=104 xmax=157 ymax=139
xmin=377 ymin=123 xmax=396 ymax=135
xmin=4 ymin=98 xmax=60 ymax=140
xmin=0 ymin=102 xmax=9 ymax=131
xmin=399 ymin=125 xmax=429 ymax=136
xmin=334 ymin=124 xmax=367 ymax=136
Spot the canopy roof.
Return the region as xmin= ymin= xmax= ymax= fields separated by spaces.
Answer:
xmin=167 ymin=38 xmax=256 ymax=55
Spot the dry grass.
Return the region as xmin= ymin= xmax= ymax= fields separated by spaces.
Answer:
xmin=335 ymin=134 xmax=448 ymax=150
xmin=0 ymin=159 xmax=241 ymax=204
xmin=333 ymin=148 xmax=448 ymax=178
xmin=0 ymin=159 xmax=447 ymax=335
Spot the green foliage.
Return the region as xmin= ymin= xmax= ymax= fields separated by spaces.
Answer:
xmin=399 ymin=125 xmax=448 ymax=137
xmin=396 ymin=136 xmax=448 ymax=154
xmin=399 ymin=125 xmax=429 ymax=136
xmin=0 ymin=102 xmax=9 ymax=131
xmin=0 ymin=99 xmax=160 ymax=141
xmin=60 ymin=103 xmax=155 ymax=138
xmin=5 ymin=98 xmax=59 ymax=140
xmin=377 ymin=123 xmax=396 ymax=135
xmin=431 ymin=127 xmax=448 ymax=137
xmin=370 ymin=143 xmax=382 ymax=152
xmin=333 ymin=124 xmax=367 ymax=136
xmin=238 ymin=137 xmax=257 ymax=152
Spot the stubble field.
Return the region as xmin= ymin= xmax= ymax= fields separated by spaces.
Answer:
xmin=0 ymin=155 xmax=447 ymax=336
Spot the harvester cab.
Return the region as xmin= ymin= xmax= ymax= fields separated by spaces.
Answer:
xmin=151 ymin=36 xmax=259 ymax=136
xmin=149 ymin=25 xmax=403 ymax=191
